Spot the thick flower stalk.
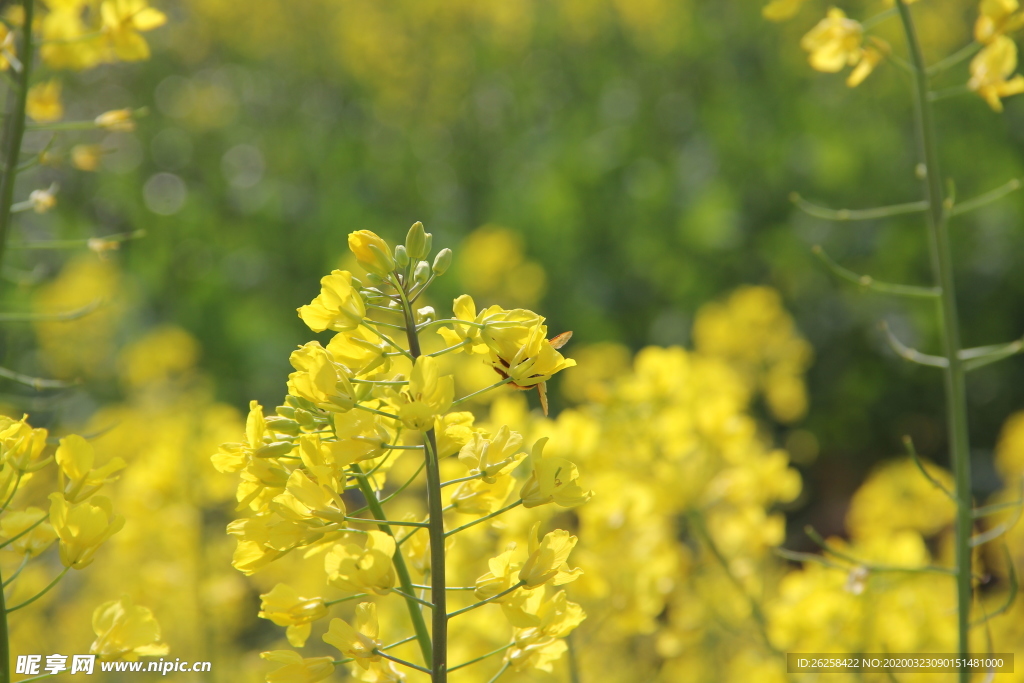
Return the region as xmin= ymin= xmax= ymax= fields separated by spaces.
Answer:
xmin=217 ymin=223 xmax=589 ymax=682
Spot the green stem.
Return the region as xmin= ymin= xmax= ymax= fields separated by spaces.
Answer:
xmin=447 ymin=582 xmax=525 ymax=619
xmin=392 ymin=272 xmax=448 ymax=683
xmin=445 ymin=500 xmax=523 ymax=537
xmin=350 ymin=463 xmax=433 ymax=668
xmin=0 ymin=554 xmax=6 ymax=683
xmin=895 ymin=3 xmax=973 ymax=679
xmin=448 ymin=644 xmax=514 ymax=672
xmin=7 ymin=567 xmax=69 ymax=612
xmin=0 ymin=0 xmax=34 ymax=272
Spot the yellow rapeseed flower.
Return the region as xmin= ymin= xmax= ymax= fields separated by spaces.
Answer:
xmin=457 ymin=426 xmax=526 ymax=483
xmin=969 ymin=35 xmax=1024 ymax=111
xmin=0 ymin=507 xmax=57 ymax=557
xmin=325 ymin=530 xmax=397 ymax=595
xmin=297 ymin=270 xmax=365 ymax=333
xmin=26 ymin=80 xmax=63 ymax=122
xmin=762 ymin=0 xmax=808 ymax=22
xmin=90 ymin=596 xmax=169 ymax=660
xmin=520 ymin=438 xmax=593 ymax=509
xmin=801 ymin=9 xmax=877 ymax=85
xmin=49 ymin=493 xmax=125 ymax=569
xmin=100 ymin=0 xmax=167 ymax=61
xmin=259 ymin=583 xmax=330 ymax=648
xmin=394 ymin=355 xmax=454 ymax=431
xmin=520 ymin=525 xmax=584 ymax=589
xmin=287 ymin=342 xmax=357 ymax=410
xmin=55 ymin=434 xmax=126 ymax=503
xmin=322 ymin=602 xmax=382 ymax=669
xmin=95 ymin=109 xmax=136 ymax=132
xmin=348 ymin=230 xmax=396 ymax=277
xmin=260 ymin=650 xmax=335 ymax=683
xmin=976 ymin=0 xmax=1024 ymax=44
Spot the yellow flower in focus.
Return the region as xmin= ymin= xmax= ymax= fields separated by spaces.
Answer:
xmin=100 ymin=0 xmax=167 ymax=61
xmin=520 ymin=524 xmax=584 ymax=589
xmin=976 ymin=0 xmax=1024 ymax=44
xmin=272 ymin=469 xmax=347 ymax=525
xmin=95 ymin=109 xmax=136 ymax=132
xmin=969 ymin=35 xmax=1024 ymax=111
xmin=56 ymin=434 xmax=126 ymax=503
xmin=326 ymin=325 xmax=390 ymax=376
xmin=71 ymin=144 xmax=105 ymax=171
xmin=762 ymin=0 xmax=808 ymax=22
xmin=433 ymin=411 xmax=477 ymax=457
xmin=348 ymin=230 xmax=396 ymax=277
xmin=261 ymin=650 xmax=335 ymax=683
xmin=297 ymin=270 xmax=365 ymax=333
xmin=259 ymin=583 xmax=329 ymax=648
xmin=800 ymin=9 xmax=864 ymax=73
xmin=450 ymin=474 xmax=515 ymax=515
xmin=49 ymin=493 xmax=125 ymax=569
xmin=505 ymin=590 xmax=586 ymax=672
xmin=520 ymin=438 xmax=593 ymax=508
xmin=27 ymin=80 xmax=64 ymax=122
xmin=475 ymin=543 xmax=521 ymax=600
xmin=484 ymin=320 xmax=576 ymax=389
xmin=457 ymin=426 xmax=526 ymax=483
xmin=0 ymin=507 xmax=57 ymax=557
xmin=322 ymin=602 xmax=382 ymax=669
xmin=325 ymin=530 xmax=397 ymax=595
xmin=90 ymin=596 xmax=169 ymax=660
xmin=394 ymin=355 xmax=454 ymax=431
xmin=287 ymin=342 xmax=357 ymax=410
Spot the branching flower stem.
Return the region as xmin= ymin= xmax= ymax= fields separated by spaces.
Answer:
xmin=895 ymin=3 xmax=973 ymax=680
xmin=0 ymin=0 xmax=34 ymax=273
xmin=391 ymin=272 xmax=448 ymax=683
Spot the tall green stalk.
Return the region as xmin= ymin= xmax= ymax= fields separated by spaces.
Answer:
xmin=894 ymin=2 xmax=973 ymax=679
xmin=394 ymin=276 xmax=448 ymax=682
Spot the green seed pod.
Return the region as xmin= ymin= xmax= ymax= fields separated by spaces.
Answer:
xmin=394 ymin=244 xmax=410 ymax=269
xmin=406 ymin=221 xmax=431 ymax=260
xmin=432 ymin=248 xmax=453 ymax=276
xmin=255 ymin=441 xmax=295 ymax=458
xmin=265 ymin=416 xmax=301 ymax=436
xmin=293 ymin=409 xmax=316 ymax=427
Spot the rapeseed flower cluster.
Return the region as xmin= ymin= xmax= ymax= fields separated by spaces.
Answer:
xmin=216 ymin=224 xmax=587 ymax=682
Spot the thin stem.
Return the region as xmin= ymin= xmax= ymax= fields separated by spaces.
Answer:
xmin=927 ymin=41 xmax=981 ymax=76
xmin=0 ymin=299 xmax=100 ymax=322
xmin=352 ymin=404 xmax=400 ymax=421
xmin=440 ymin=472 xmax=486 ymax=489
xmin=349 ymin=463 xmax=433 ymax=668
xmin=950 ymin=178 xmax=1022 ymax=217
xmin=0 ymin=0 xmax=31 ymax=275
xmin=812 ymin=245 xmax=939 ymax=299
xmin=804 ymin=525 xmax=955 ymax=575
xmin=448 ymin=644 xmax=514 ymax=672
xmin=7 ymin=567 xmax=69 ymax=612
xmin=391 ymin=588 xmax=434 ymax=609
xmin=7 ymin=230 xmax=145 ymax=250
xmin=791 ymin=192 xmax=928 ymax=221
xmin=1 ymin=554 xmax=28 ymax=588
xmin=324 ymin=594 xmax=367 ymax=607
xmin=567 ymin=632 xmax=582 ymax=683
xmin=447 ymin=582 xmax=525 ymax=619
xmin=0 ymin=514 xmax=44 ymax=550
xmin=392 ymin=271 xmax=448 ymax=683
xmin=445 ymin=500 xmax=523 ymax=538
xmin=451 ymin=377 xmax=515 ymax=406
xmin=374 ymin=649 xmax=432 ymax=675
xmin=486 ymin=661 xmax=510 ymax=683
xmin=0 ymin=471 xmax=22 ymax=513
xmin=345 ymin=517 xmax=428 ymax=528
xmin=896 ymin=3 xmax=973 ymax=677
xmin=426 ymin=339 xmax=472 ymax=357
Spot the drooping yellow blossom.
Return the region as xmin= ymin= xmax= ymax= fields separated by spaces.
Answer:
xmin=28 ymin=185 xmax=58 ymax=213
xmin=348 ymin=230 xmax=396 ymax=277
xmin=520 ymin=438 xmax=593 ymax=508
xmin=483 ymin=319 xmax=576 ymax=388
xmin=475 ymin=543 xmax=521 ymax=600
xmin=298 ymin=270 xmax=366 ymax=333
xmin=505 ymin=590 xmax=586 ymax=672
xmin=433 ymin=411 xmax=478 ymax=457
xmin=90 ymin=596 xmax=169 ymax=660
xmin=975 ymin=0 xmax=1024 ymax=44
xmin=40 ymin=5 xmax=105 ymax=70
xmin=457 ymin=425 xmax=526 ymax=483
xmin=969 ymin=35 xmax=1024 ymax=111
xmin=762 ymin=0 xmax=808 ymax=22
xmin=520 ymin=525 xmax=584 ymax=589
xmin=55 ymin=434 xmax=126 ymax=503
xmin=259 ymin=583 xmax=329 ymax=648
xmin=49 ymin=493 xmax=125 ymax=569
xmin=26 ymin=80 xmax=64 ymax=122
xmin=95 ymin=109 xmax=136 ymax=131
xmin=325 ymin=530 xmax=397 ymax=595
xmin=100 ymin=0 xmax=168 ymax=61
xmin=326 ymin=325 xmax=390 ymax=376
xmin=847 ymin=39 xmax=888 ymax=88
xmin=393 ymin=355 xmax=454 ymax=430
xmin=227 ymin=514 xmax=309 ymax=575
xmin=330 ymin=412 xmax=391 ymax=465
xmin=322 ymin=602 xmax=382 ymax=669
xmin=71 ymin=144 xmax=105 ymax=171
xmin=801 ymin=8 xmax=863 ymax=71
xmin=261 ymin=650 xmax=335 ymax=683
xmin=0 ymin=507 xmax=57 ymax=557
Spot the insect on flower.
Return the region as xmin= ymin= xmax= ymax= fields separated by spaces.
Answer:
xmin=492 ymin=331 xmax=573 ymax=416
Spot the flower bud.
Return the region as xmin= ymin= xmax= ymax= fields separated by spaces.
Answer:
xmin=432 ymin=248 xmax=453 ymax=276
xmin=95 ymin=109 xmax=136 ymax=132
xmin=265 ymin=416 xmax=301 ymax=436
xmin=394 ymin=244 xmax=410 ymax=269
xmin=415 ymin=306 xmax=436 ymax=325
xmin=348 ymin=230 xmax=396 ymax=277
xmin=255 ymin=442 xmax=295 ymax=458
xmin=413 ymin=261 xmax=431 ymax=285
xmin=405 ymin=221 xmax=431 ymax=260
xmin=365 ymin=272 xmax=384 ymax=286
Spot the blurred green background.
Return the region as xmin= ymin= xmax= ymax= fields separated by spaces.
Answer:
xmin=15 ymin=0 xmax=1024 ymax=541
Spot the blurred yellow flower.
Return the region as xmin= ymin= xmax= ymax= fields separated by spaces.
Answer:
xmin=969 ymin=35 xmax=1024 ymax=111
xmin=762 ymin=0 xmax=808 ymax=22
xmin=55 ymin=434 xmax=126 ymax=503
xmin=297 ymin=270 xmax=365 ymax=333
xmin=975 ymin=0 xmax=1024 ymax=44
xmin=0 ymin=416 xmax=50 ymax=473
xmin=28 ymin=184 xmax=58 ymax=213
xmin=90 ymin=596 xmax=169 ymax=660
xmin=0 ymin=507 xmax=57 ymax=557
xmin=322 ymin=602 xmax=382 ymax=669
xmin=95 ymin=108 xmax=136 ymax=131
xmin=800 ymin=8 xmax=880 ymax=87
xmin=71 ymin=144 xmax=105 ymax=171
xmin=100 ymin=0 xmax=167 ymax=61
xmin=261 ymin=650 xmax=335 ymax=683
xmin=348 ymin=230 xmax=396 ymax=277
xmin=26 ymin=80 xmax=63 ymax=122
xmin=259 ymin=584 xmax=329 ymax=648
xmin=49 ymin=493 xmax=125 ymax=569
